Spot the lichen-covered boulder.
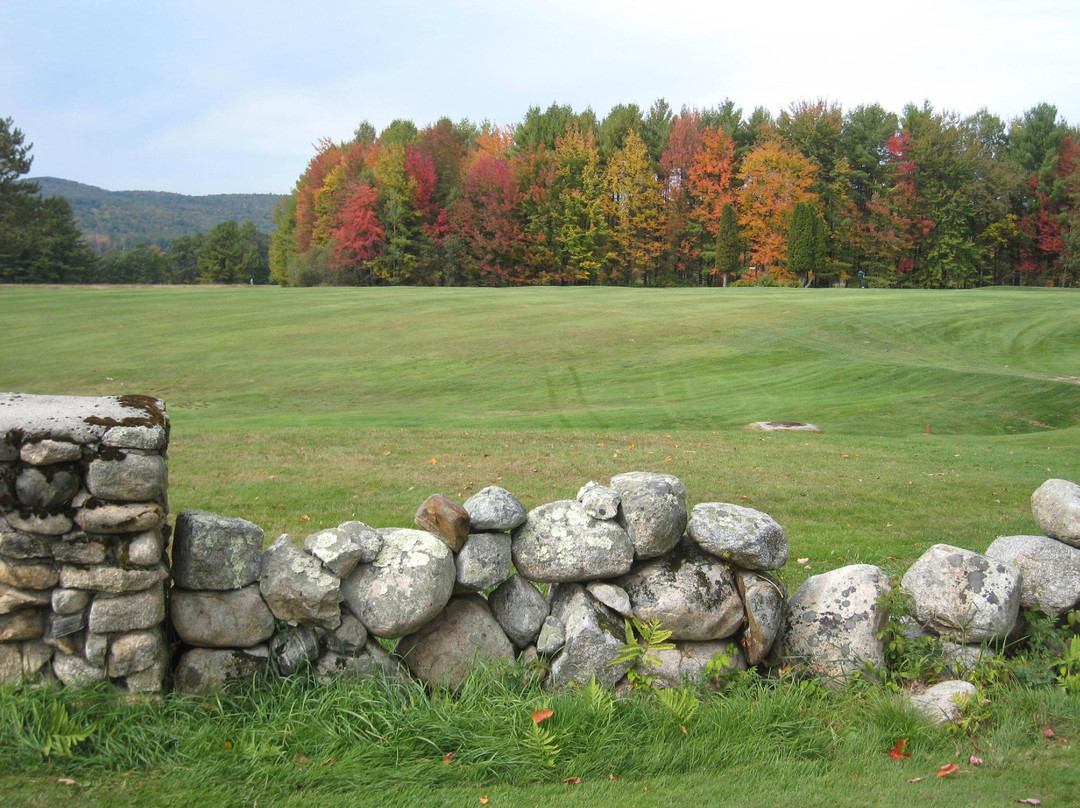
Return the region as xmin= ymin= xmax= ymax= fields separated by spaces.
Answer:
xmin=616 ymin=541 xmax=743 ymax=641
xmin=463 ymin=486 xmax=528 ymax=532
xmin=687 ymin=502 xmax=788 ymax=571
xmin=488 ymin=574 xmax=549 ymax=648
xmin=986 ymin=534 xmax=1080 ymax=616
xmin=609 ymin=472 xmax=687 ymax=559
xmin=586 ymin=582 xmax=632 ymax=617
xmin=396 ymin=595 xmax=514 ymax=691
xmin=577 ymin=481 xmax=621 ymax=521
xmin=1030 ymin=478 xmax=1080 ymax=547
xmin=172 ymin=510 xmax=264 ymax=590
xmin=455 ymin=532 xmax=512 ymax=593
xmin=341 ymin=528 xmax=455 ymax=639
xmin=511 ymin=500 xmax=634 ymax=582
xmin=735 ymin=569 xmax=786 ymax=665
xmin=303 ymin=522 xmax=381 ymax=578
xmin=546 ymin=584 xmax=629 ymax=688
xmin=776 ymin=564 xmax=891 ymax=682
xmin=260 ymin=535 xmax=342 ymax=630
xmin=902 ymin=544 xmax=1020 ymax=642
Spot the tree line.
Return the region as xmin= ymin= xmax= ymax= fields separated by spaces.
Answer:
xmin=272 ymin=99 xmax=1080 ymax=288
xmin=0 ymin=116 xmax=271 ymax=285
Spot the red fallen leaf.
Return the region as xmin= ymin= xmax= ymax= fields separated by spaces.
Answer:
xmin=442 ymin=752 xmax=456 ymax=764
xmin=563 ymin=777 xmax=582 ymax=785
xmin=969 ymin=755 xmax=983 ymax=766
xmin=532 ymin=708 xmax=553 ymax=724
xmin=888 ymin=738 xmax=912 ymax=759
xmin=937 ymin=763 xmax=961 ymax=777
xmin=1042 ymin=728 xmax=1055 ymax=738
xmin=1015 ymin=800 xmax=1042 ymax=806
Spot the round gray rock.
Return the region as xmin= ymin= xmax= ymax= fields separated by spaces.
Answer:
xmin=901 ymin=544 xmax=1020 ymax=642
xmin=171 ymin=585 xmax=276 ymax=648
xmin=86 ymin=453 xmax=167 ymax=502
xmin=777 ymin=563 xmax=891 ymax=682
xmin=985 ymin=534 xmax=1080 ymax=616
xmin=610 ymin=472 xmax=687 ymax=559
xmin=616 ymin=541 xmax=744 ymax=641
xmin=463 ymin=486 xmax=528 ymax=532
xmin=577 ymin=481 xmax=621 ymax=520
xmin=15 ymin=467 xmax=79 ymax=511
xmin=260 ymin=535 xmax=343 ymax=630
xmin=511 ymin=500 xmax=634 ymax=582
xmin=455 ymin=532 xmax=512 ymax=592
xmin=488 ymin=574 xmax=549 ymax=648
xmin=341 ymin=528 xmax=455 ymax=639
xmin=1031 ymin=478 xmax=1080 ymax=546
xmin=396 ymin=595 xmax=514 ymax=691
xmin=688 ymin=502 xmax=789 ymax=571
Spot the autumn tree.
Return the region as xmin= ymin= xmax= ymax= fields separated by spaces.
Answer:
xmin=660 ymin=110 xmax=706 ymax=282
xmin=687 ymin=124 xmax=738 ymax=238
xmin=604 ymin=130 xmax=664 ymax=285
xmin=449 ymin=154 xmax=529 ymax=285
xmin=737 ymin=138 xmax=817 ymax=280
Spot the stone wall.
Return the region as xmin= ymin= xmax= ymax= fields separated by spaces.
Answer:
xmin=0 ymin=393 xmax=170 ymax=691
xmin=2 ymin=393 xmax=1079 ymax=699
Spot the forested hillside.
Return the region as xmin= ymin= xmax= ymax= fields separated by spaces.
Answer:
xmin=34 ymin=177 xmax=282 ymax=251
xmin=273 ymin=99 xmax=1080 ymax=288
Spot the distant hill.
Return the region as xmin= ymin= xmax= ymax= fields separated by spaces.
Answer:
xmin=32 ymin=177 xmax=284 ymax=252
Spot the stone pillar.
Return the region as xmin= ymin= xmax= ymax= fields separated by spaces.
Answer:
xmin=0 ymin=393 xmax=170 ymax=691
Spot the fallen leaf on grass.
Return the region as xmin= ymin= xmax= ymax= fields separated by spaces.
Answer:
xmin=1015 ymin=800 xmax=1042 ymax=806
xmin=531 ymin=708 xmax=553 ymax=724
xmin=479 ymin=797 xmax=489 ymax=805
xmin=1042 ymin=728 xmax=1055 ymax=738
xmin=969 ymin=755 xmax=983 ymax=766
xmin=797 ymin=557 xmax=810 ymax=565
xmin=442 ymin=752 xmax=456 ymax=764
xmin=888 ymin=738 xmax=912 ymax=759
xmin=680 ymin=724 xmax=688 ymax=736
xmin=299 ymin=514 xmax=311 ymax=522
xmin=908 ymin=777 xmax=923 ymax=784
xmin=563 ymin=777 xmax=582 ymax=785
xmin=608 ymin=773 xmax=619 ymax=781
xmin=937 ymin=763 xmax=961 ymax=777
xmin=57 ymin=778 xmax=79 ymax=787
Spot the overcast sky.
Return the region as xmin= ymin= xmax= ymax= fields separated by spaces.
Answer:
xmin=5 ymin=0 xmax=1079 ymax=196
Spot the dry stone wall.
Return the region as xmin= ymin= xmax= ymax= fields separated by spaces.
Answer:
xmin=3 ymin=393 xmax=1080 ymax=702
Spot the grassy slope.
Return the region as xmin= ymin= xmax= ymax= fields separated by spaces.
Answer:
xmin=1 ymin=285 xmax=1075 ymax=578
xmin=1 ymin=285 xmax=1079 ymax=806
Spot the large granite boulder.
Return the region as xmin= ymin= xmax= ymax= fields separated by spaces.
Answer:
xmin=454 ymin=532 xmax=512 ymax=593
xmin=908 ymin=680 xmax=977 ymax=724
xmin=463 ymin=486 xmax=528 ymax=532
xmin=170 ymin=585 xmax=275 ymax=647
xmin=511 ymin=500 xmax=634 ymax=582
xmin=341 ymin=528 xmax=455 ymax=639
xmin=986 ymin=534 xmax=1080 ymax=616
xmin=1031 ymin=478 xmax=1080 ymax=547
xmin=687 ymin=502 xmax=788 ymax=571
xmin=777 ymin=564 xmax=891 ymax=682
xmin=609 ymin=472 xmax=687 ymax=559
xmin=172 ymin=510 xmax=264 ymax=590
xmin=260 ymin=535 xmax=342 ymax=630
xmin=616 ymin=541 xmax=743 ymax=641
xmin=902 ymin=544 xmax=1020 ymax=643
xmin=396 ymin=595 xmax=514 ymax=691
xmin=488 ymin=574 xmax=549 ymax=648
xmin=546 ymin=584 xmax=629 ymax=688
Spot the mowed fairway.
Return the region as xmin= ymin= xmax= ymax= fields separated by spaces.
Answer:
xmin=1 ymin=285 xmax=1077 ymax=587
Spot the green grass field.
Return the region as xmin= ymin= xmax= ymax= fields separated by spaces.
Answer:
xmin=1 ymin=285 xmax=1078 ymax=807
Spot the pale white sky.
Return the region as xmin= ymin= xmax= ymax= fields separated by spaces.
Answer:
xmin=4 ymin=0 xmax=1078 ymax=195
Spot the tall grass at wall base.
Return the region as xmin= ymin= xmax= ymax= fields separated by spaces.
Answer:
xmin=2 ymin=665 xmax=1078 ymax=808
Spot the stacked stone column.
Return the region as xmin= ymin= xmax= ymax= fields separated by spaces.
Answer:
xmin=0 ymin=393 xmax=170 ymax=691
